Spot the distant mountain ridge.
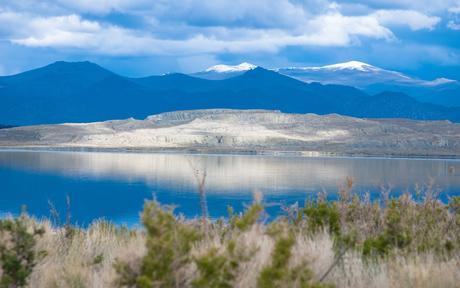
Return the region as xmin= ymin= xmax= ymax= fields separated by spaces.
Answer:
xmin=0 ymin=61 xmax=459 ymax=125
xmin=274 ymin=61 xmax=460 ymax=107
xmin=191 ymin=62 xmax=257 ymax=80
xmin=276 ymin=61 xmax=456 ymax=86
xmin=195 ymin=61 xmax=460 ymax=107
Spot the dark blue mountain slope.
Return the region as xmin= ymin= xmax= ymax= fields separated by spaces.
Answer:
xmin=1 ymin=62 xmax=459 ymax=125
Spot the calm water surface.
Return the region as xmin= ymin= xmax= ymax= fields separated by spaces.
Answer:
xmin=0 ymin=150 xmax=459 ymax=226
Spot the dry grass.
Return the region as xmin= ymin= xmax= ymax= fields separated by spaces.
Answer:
xmin=1 ymin=180 xmax=459 ymax=287
xmin=29 ymin=221 xmax=145 ymax=288
xmin=16 ymin=218 xmax=458 ymax=288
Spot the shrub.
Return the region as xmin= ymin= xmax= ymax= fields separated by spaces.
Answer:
xmin=449 ymin=196 xmax=460 ymax=225
xmin=303 ymin=202 xmax=341 ymax=237
xmin=115 ymin=201 xmax=201 ymax=287
xmin=111 ymin=184 xmax=460 ymax=287
xmin=362 ymin=199 xmax=412 ymax=257
xmin=258 ymin=232 xmax=331 ymax=288
xmin=257 ymin=234 xmax=295 ymax=288
xmin=0 ymin=212 xmax=45 ymax=288
xmin=361 ymin=195 xmax=460 ymax=257
xmin=291 ymin=188 xmax=460 ymax=258
xmin=192 ymin=247 xmax=235 ymax=288
xmin=229 ymin=203 xmax=263 ymax=231
xmin=193 ymin=203 xmax=263 ymax=287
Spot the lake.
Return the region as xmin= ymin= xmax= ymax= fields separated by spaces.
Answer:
xmin=0 ymin=150 xmax=459 ymax=226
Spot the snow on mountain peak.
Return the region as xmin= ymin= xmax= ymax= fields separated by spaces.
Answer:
xmin=321 ymin=61 xmax=378 ymax=72
xmin=423 ymin=77 xmax=458 ymax=87
xmin=280 ymin=61 xmax=380 ymax=72
xmin=205 ymin=62 xmax=257 ymax=73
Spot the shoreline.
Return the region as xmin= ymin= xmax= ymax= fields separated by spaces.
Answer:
xmin=1 ymin=145 xmax=460 ymax=161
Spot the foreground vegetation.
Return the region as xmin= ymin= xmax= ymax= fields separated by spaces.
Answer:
xmin=1 ymin=180 xmax=459 ymax=287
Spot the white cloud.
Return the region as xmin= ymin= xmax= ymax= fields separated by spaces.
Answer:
xmin=449 ymin=5 xmax=460 ymax=13
xmin=369 ymin=42 xmax=460 ymax=68
xmin=447 ymin=4 xmax=460 ymax=30
xmin=5 ymin=0 xmax=458 ymax=16
xmin=4 ymin=11 xmax=395 ymax=56
xmin=447 ymin=20 xmax=460 ymax=30
xmin=1 ymin=13 xmax=106 ymax=51
xmin=372 ymin=10 xmax=440 ymax=30
xmin=147 ymin=0 xmax=312 ymax=29
xmin=350 ymin=0 xmax=460 ymax=13
xmin=0 ymin=1 xmax=447 ymax=57
xmin=56 ymin=0 xmax=153 ymax=14
xmin=305 ymin=12 xmax=394 ymax=45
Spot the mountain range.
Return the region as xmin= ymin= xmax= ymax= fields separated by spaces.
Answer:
xmin=276 ymin=61 xmax=460 ymax=108
xmin=195 ymin=61 xmax=460 ymax=107
xmin=0 ymin=61 xmax=459 ymax=126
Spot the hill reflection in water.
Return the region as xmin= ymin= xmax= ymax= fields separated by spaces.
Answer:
xmin=0 ymin=151 xmax=458 ymax=225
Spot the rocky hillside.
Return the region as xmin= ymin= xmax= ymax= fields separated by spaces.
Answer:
xmin=0 ymin=109 xmax=459 ymax=157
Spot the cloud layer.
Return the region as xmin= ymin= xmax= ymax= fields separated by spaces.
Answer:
xmin=0 ymin=0 xmax=459 ymax=78
xmin=0 ymin=1 xmax=447 ymax=56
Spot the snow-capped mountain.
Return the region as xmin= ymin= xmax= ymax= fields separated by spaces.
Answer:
xmin=303 ymin=61 xmax=381 ymax=72
xmin=423 ymin=77 xmax=457 ymax=87
xmin=276 ymin=61 xmax=459 ymax=107
xmin=278 ymin=61 xmax=458 ymax=107
xmin=4 ymin=61 xmax=460 ymax=125
xmin=276 ymin=61 xmax=456 ymax=88
xmin=196 ymin=60 xmax=456 ymax=88
xmin=205 ymin=62 xmax=257 ymax=73
xmin=190 ymin=60 xmax=459 ymax=107
xmin=192 ymin=62 xmax=257 ymax=80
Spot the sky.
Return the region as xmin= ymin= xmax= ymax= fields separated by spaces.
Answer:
xmin=0 ymin=0 xmax=459 ymax=80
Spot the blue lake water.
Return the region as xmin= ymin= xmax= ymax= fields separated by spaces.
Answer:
xmin=0 ymin=150 xmax=459 ymax=226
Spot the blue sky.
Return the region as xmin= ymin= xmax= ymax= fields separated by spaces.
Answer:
xmin=0 ymin=0 xmax=459 ymax=80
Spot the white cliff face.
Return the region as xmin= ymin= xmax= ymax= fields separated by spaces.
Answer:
xmin=0 ymin=109 xmax=459 ymax=156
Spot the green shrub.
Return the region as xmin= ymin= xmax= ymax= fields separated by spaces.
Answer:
xmin=112 ymin=188 xmax=460 ymax=287
xmin=362 ymin=197 xmax=450 ymax=256
xmin=303 ymin=202 xmax=341 ymax=237
xmin=0 ymin=212 xmax=45 ymax=288
xmin=300 ymin=191 xmax=460 ymax=258
xmin=115 ymin=201 xmax=201 ymax=288
xmin=258 ymin=233 xmax=331 ymax=288
xmin=92 ymin=254 xmax=104 ymax=265
xmin=192 ymin=247 xmax=235 ymax=288
xmin=449 ymin=196 xmax=460 ymax=226
xmin=257 ymin=234 xmax=295 ymax=288
xmin=113 ymin=260 xmax=138 ymax=287
xmin=230 ymin=204 xmax=263 ymax=231
xmin=383 ymin=199 xmax=411 ymax=248
xmin=193 ymin=204 xmax=262 ymax=287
